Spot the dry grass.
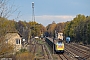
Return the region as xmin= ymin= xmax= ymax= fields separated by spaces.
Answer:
xmin=16 ymin=52 xmax=35 ymax=60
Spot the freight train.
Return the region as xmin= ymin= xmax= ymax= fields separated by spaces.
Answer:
xmin=45 ymin=37 xmax=64 ymax=53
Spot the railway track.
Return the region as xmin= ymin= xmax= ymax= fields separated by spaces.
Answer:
xmin=29 ymin=38 xmax=89 ymax=60
xmin=36 ymin=40 xmax=48 ymax=59
xmin=44 ymin=37 xmax=90 ymax=60
xmin=29 ymin=38 xmax=37 ymax=53
xmin=30 ymin=44 xmax=36 ymax=53
xmin=65 ymin=43 xmax=90 ymax=60
xmin=65 ymin=49 xmax=78 ymax=60
xmin=56 ymin=51 xmax=75 ymax=60
xmin=58 ymin=54 xmax=69 ymax=60
xmin=42 ymin=45 xmax=49 ymax=59
xmin=42 ymin=44 xmax=53 ymax=60
xmin=71 ymin=43 xmax=90 ymax=60
xmin=29 ymin=38 xmax=53 ymax=60
xmin=65 ymin=45 xmax=83 ymax=60
xmin=86 ymin=45 xmax=90 ymax=48
xmin=71 ymin=43 xmax=90 ymax=52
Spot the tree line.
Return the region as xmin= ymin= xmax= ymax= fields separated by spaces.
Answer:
xmin=46 ymin=14 xmax=90 ymax=44
xmin=0 ymin=17 xmax=46 ymax=39
xmin=64 ymin=14 xmax=90 ymax=44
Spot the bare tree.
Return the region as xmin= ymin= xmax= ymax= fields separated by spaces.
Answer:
xmin=0 ymin=0 xmax=20 ymax=18
xmin=0 ymin=0 xmax=21 ymax=57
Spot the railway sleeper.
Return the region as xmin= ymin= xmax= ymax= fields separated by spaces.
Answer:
xmin=83 ymin=54 xmax=90 ymax=60
xmin=42 ymin=45 xmax=48 ymax=59
xmin=75 ymin=56 xmax=86 ymax=60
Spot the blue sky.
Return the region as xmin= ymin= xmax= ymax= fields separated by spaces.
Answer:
xmin=8 ymin=0 xmax=90 ymax=26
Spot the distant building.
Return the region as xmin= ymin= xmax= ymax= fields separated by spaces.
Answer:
xmin=57 ymin=33 xmax=63 ymax=40
xmin=5 ymin=32 xmax=22 ymax=52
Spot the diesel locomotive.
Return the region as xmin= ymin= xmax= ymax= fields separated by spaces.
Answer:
xmin=45 ymin=37 xmax=64 ymax=53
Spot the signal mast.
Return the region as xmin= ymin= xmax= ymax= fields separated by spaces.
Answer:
xmin=32 ymin=2 xmax=35 ymax=22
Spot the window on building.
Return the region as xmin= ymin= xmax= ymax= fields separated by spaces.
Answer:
xmin=16 ymin=39 xmax=20 ymax=44
xmin=60 ymin=33 xmax=63 ymax=36
xmin=5 ymin=39 xmax=8 ymax=43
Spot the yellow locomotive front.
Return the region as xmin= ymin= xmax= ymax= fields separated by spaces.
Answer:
xmin=55 ymin=41 xmax=64 ymax=53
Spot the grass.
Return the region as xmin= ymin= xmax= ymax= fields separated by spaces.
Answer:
xmin=16 ymin=52 xmax=35 ymax=60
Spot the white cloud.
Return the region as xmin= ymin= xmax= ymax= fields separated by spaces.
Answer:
xmin=35 ymin=15 xmax=75 ymax=26
xmin=9 ymin=15 xmax=75 ymax=26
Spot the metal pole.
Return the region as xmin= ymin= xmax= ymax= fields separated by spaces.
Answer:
xmin=53 ymin=38 xmax=54 ymax=54
xmin=32 ymin=2 xmax=35 ymax=37
xmin=32 ymin=2 xmax=35 ymax=21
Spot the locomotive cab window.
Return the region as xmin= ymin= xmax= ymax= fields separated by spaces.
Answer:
xmin=58 ymin=41 xmax=62 ymax=43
